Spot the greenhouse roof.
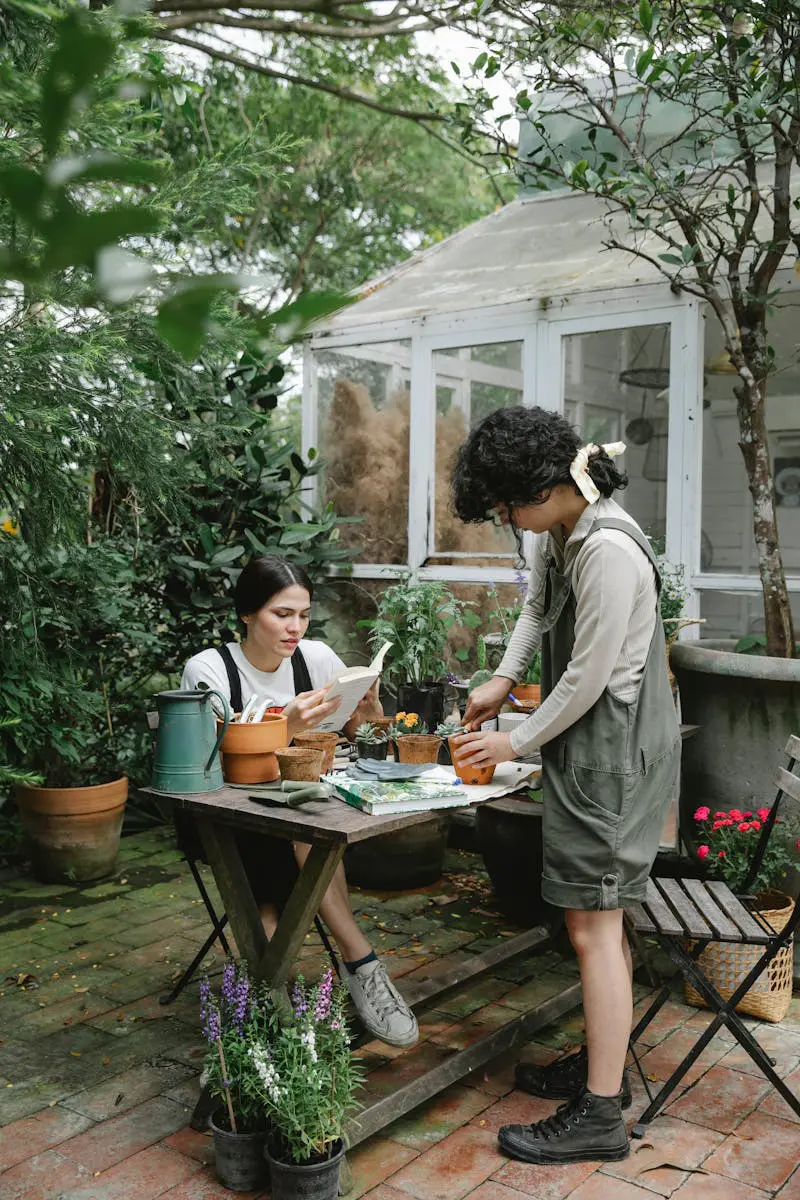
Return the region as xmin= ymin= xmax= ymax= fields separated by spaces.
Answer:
xmin=312 ymin=189 xmax=667 ymax=334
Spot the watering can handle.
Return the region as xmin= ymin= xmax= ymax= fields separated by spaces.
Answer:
xmin=204 ymin=689 xmax=231 ymax=773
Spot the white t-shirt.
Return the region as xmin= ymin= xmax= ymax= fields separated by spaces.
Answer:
xmin=181 ymin=640 xmax=346 ymax=722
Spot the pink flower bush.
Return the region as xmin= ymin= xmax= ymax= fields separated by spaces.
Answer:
xmin=693 ymin=804 xmax=798 ymax=892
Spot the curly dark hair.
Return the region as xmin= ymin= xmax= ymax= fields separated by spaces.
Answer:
xmin=451 ymin=406 xmax=627 ymax=524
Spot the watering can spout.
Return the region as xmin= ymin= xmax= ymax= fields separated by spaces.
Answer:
xmin=151 ymin=688 xmax=231 ymax=794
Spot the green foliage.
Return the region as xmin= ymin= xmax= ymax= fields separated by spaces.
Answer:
xmin=481 ymin=579 xmax=540 ymax=684
xmin=153 ymin=43 xmax=507 ymax=301
xmin=467 ymin=668 xmax=494 ymax=694
xmin=364 ymin=576 xmax=476 ymax=687
xmin=387 ymin=713 xmax=429 ymax=737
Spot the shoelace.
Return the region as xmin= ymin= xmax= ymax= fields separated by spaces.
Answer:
xmin=361 ymin=966 xmax=406 ymax=1020
xmin=526 ymin=1098 xmax=590 ymax=1140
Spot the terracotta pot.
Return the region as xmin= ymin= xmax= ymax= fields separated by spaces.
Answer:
xmin=371 ymin=717 xmax=394 ymax=734
xmin=218 ymin=713 xmax=288 ymax=785
xmin=512 ymin=684 xmax=541 ymax=705
xmin=275 ymin=746 xmax=325 ymax=782
xmin=292 ymin=732 xmax=338 ymax=774
xmin=395 ymin=734 xmax=442 ymax=765
xmin=15 ymin=777 xmax=128 ymax=883
xmin=448 ymin=737 xmax=496 ymax=786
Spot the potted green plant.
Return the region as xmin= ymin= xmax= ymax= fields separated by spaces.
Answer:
xmin=364 ymin=576 xmax=473 ymax=731
xmin=434 ymin=717 xmax=464 ymax=766
xmin=250 ymin=969 xmax=362 ymax=1200
xmin=353 ymin=721 xmax=388 ymax=761
xmin=685 ymin=805 xmax=800 ymax=1022
xmin=200 ymin=961 xmax=270 ymax=1192
xmin=2 ymin=543 xmax=159 ymax=882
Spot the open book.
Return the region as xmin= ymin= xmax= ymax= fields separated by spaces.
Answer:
xmin=314 ymin=640 xmax=392 ymax=733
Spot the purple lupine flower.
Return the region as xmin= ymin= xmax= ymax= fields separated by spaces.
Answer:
xmin=514 ymin=570 xmax=528 ymax=598
xmin=292 ymin=980 xmax=308 ymax=1017
xmin=313 ymin=969 xmax=333 ymax=1022
xmin=221 ymin=960 xmax=237 ymax=1009
xmin=232 ymin=972 xmax=250 ymax=1033
xmin=201 ymin=999 xmax=221 ymax=1043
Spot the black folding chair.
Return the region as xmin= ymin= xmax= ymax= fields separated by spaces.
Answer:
xmin=625 ymin=734 xmax=800 ymax=1137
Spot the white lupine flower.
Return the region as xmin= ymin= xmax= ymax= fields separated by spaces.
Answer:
xmin=301 ymin=1028 xmax=318 ymax=1063
xmin=249 ymin=1044 xmax=284 ymax=1104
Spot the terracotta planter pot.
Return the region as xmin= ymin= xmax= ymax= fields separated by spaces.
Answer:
xmin=396 ymin=734 xmax=442 ymax=765
xmin=512 ymin=684 xmax=541 ymax=704
xmin=15 ymin=777 xmax=128 ymax=883
xmin=219 ymin=713 xmax=288 ymax=785
xmin=292 ymin=732 xmax=338 ymax=774
xmin=448 ymin=737 xmax=496 ymax=786
xmin=275 ymin=746 xmax=325 ymax=782
xmin=371 ymin=717 xmax=394 ymax=734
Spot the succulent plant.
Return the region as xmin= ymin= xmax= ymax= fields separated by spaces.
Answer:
xmin=353 ymin=721 xmax=387 ymax=745
xmin=435 ymin=718 xmax=466 ymax=737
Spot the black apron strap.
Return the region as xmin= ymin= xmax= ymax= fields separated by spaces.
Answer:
xmin=216 ymin=644 xmax=243 ymax=714
xmin=291 ymin=647 xmax=313 ymax=694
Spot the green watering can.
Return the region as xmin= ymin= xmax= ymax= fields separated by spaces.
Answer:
xmin=151 ymin=689 xmax=231 ymax=794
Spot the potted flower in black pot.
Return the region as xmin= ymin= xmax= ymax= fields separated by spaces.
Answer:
xmin=363 ymin=575 xmax=474 ymax=732
xmin=200 ymin=960 xmax=270 ymax=1192
xmin=250 ymin=969 xmax=362 ymax=1200
xmin=353 ymin=721 xmax=388 ymax=761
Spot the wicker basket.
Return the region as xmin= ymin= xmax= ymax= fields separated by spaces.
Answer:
xmin=684 ymin=891 xmax=795 ymax=1024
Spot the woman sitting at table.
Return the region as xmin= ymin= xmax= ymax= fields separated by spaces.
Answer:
xmin=182 ymin=554 xmax=418 ymax=1049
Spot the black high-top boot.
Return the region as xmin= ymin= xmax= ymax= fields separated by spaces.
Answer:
xmin=499 ymin=1087 xmax=630 ymax=1165
xmin=515 ymin=1046 xmax=632 ymax=1109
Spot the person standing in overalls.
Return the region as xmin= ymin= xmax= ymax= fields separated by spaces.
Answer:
xmin=452 ymin=406 xmax=680 ymax=1166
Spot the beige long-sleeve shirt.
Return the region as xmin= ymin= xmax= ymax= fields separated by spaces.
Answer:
xmin=496 ymin=497 xmax=658 ymax=757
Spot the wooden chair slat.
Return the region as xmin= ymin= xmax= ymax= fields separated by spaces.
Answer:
xmin=644 ymin=879 xmax=684 ymax=935
xmin=774 ymin=766 xmax=800 ymax=808
xmin=624 ymin=900 xmax=656 ymax=934
xmin=705 ymin=881 xmax=770 ymax=944
xmin=784 ymin=734 xmax=800 ymax=762
xmin=681 ymin=878 xmax=742 ymax=941
xmin=655 ymin=878 xmax=712 ymax=939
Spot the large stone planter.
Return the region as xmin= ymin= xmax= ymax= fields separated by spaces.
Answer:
xmin=670 ymin=639 xmax=800 ymax=847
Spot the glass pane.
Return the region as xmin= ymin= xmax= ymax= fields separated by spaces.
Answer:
xmin=701 ymin=297 xmax=800 ymax=574
xmin=432 ymin=341 xmax=522 ymax=561
xmin=315 ymin=343 xmax=410 ymax=564
xmin=562 ymin=324 xmax=671 ymax=543
xmin=699 ymin=589 xmax=800 ymax=641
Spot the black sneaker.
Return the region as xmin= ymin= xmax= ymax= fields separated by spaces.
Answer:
xmin=515 ymin=1046 xmax=632 ymax=1109
xmin=499 ymin=1088 xmax=630 ymax=1164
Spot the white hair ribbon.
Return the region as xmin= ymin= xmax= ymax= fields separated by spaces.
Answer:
xmin=569 ymin=441 xmax=626 ymax=504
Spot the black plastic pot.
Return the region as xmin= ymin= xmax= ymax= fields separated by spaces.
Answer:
xmin=396 ymin=683 xmax=445 ymax=733
xmin=356 ymin=740 xmax=388 ymax=761
xmin=210 ymin=1111 xmax=268 ymax=1192
xmin=476 ymin=797 xmax=560 ymax=929
xmin=266 ymin=1139 xmax=344 ymax=1200
xmin=345 ymin=815 xmax=449 ymax=890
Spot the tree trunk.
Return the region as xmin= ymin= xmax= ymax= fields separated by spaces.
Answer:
xmin=734 ymin=325 xmax=795 ymax=658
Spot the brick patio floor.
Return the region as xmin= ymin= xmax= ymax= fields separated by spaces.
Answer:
xmin=1 ymin=826 xmax=799 ymax=1199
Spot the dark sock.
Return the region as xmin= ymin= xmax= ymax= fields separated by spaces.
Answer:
xmin=343 ymin=950 xmax=377 ymax=975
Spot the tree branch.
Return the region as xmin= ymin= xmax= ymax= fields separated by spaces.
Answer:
xmin=154 ymin=30 xmax=449 ymax=122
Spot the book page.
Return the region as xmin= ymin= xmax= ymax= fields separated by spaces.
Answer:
xmin=314 ymin=641 xmax=393 ymax=733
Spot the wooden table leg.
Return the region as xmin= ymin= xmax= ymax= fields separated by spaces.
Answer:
xmin=196 ymin=817 xmax=269 ymax=969
xmin=257 ymin=842 xmax=345 ymax=987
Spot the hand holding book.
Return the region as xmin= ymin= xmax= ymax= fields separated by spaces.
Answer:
xmin=313 ymin=641 xmax=392 ymax=734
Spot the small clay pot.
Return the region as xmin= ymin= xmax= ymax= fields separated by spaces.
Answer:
xmin=275 ymin=746 xmax=325 ymax=783
xmin=448 ymin=736 xmax=496 ymax=786
xmin=292 ymin=732 xmax=339 ymax=774
xmin=371 ymin=717 xmax=394 ymax=734
xmin=218 ymin=713 xmax=288 ymax=785
xmin=396 ymin=734 xmax=442 ymax=765
xmin=512 ymin=684 xmax=541 ymax=706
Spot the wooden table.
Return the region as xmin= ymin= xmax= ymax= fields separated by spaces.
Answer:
xmin=165 ymin=784 xmax=581 ymax=1146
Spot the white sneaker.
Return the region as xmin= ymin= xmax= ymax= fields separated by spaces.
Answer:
xmin=345 ymin=958 xmax=419 ymax=1048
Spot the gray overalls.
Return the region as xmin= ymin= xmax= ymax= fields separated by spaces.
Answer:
xmin=539 ymin=517 xmax=680 ymax=911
